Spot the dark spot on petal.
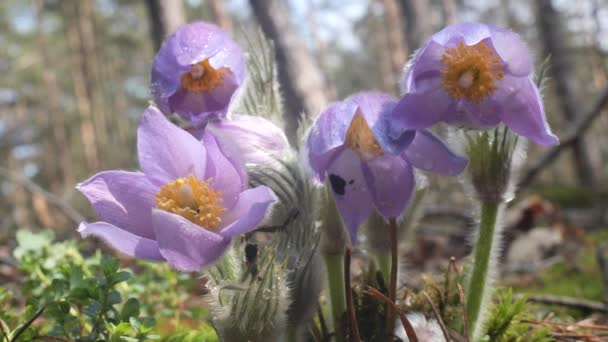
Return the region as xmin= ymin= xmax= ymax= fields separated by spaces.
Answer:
xmin=349 ymin=179 xmax=355 ymax=185
xmin=329 ymin=174 xmax=346 ymax=195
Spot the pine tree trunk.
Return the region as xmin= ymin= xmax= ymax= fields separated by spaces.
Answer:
xmin=399 ymin=0 xmax=433 ymax=51
xmin=145 ymin=0 xmax=186 ymax=50
xmin=382 ymin=0 xmax=409 ymax=95
xmin=536 ymin=0 xmax=596 ymax=187
xmin=209 ymin=0 xmax=233 ymax=33
xmin=249 ymin=0 xmax=329 ymax=139
xmin=34 ymin=0 xmax=75 ymax=189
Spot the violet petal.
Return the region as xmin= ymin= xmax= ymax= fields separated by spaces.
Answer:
xmin=403 ymin=130 xmax=468 ymax=175
xmin=152 ymin=209 xmax=229 ymax=272
xmin=79 ymin=221 xmax=164 ymax=261
xmin=137 ymin=106 xmax=207 ymax=186
xmin=77 ymin=171 xmax=157 ymax=239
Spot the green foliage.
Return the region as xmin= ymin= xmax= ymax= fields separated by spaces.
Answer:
xmin=1 ymin=229 xmax=224 ymax=340
xmin=158 ymin=323 xmax=219 ymax=342
xmin=1 ymin=229 xmax=159 ymax=341
xmin=483 ymin=288 xmax=552 ymax=342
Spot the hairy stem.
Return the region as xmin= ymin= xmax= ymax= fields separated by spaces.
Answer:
xmin=324 ymin=254 xmax=346 ymax=342
xmin=376 ymin=254 xmax=391 ymax=287
xmin=385 ymin=217 xmax=398 ymax=337
xmin=466 ymin=201 xmax=500 ymax=340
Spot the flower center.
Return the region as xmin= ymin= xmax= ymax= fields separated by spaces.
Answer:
xmin=155 ymin=174 xmax=225 ymax=231
xmin=345 ymin=111 xmax=384 ymax=161
xmin=440 ymin=41 xmax=504 ymax=103
xmin=180 ymin=59 xmax=228 ymax=93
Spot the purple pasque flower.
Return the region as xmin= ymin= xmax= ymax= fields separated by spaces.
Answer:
xmin=151 ymin=22 xmax=245 ymax=125
xmin=389 ymin=22 xmax=558 ymax=146
xmin=77 ymin=106 xmax=275 ymax=271
xmin=306 ymin=92 xmax=467 ymax=242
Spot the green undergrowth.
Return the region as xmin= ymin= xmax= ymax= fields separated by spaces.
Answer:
xmin=513 ymin=229 xmax=608 ymax=318
xmin=0 ymin=229 xmax=218 ymax=341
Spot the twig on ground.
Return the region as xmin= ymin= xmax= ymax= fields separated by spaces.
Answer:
xmin=422 ymin=290 xmax=451 ymax=342
xmin=523 ymin=294 xmax=608 ymax=313
xmin=457 ymin=284 xmax=469 ymax=342
xmin=365 ymin=287 xmax=418 ymax=342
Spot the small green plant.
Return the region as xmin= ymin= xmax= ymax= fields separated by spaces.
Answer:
xmin=483 ymin=288 xmax=552 ymax=342
xmin=1 ymin=229 xmax=159 ymax=341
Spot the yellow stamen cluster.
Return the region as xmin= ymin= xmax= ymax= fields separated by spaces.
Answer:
xmin=156 ymin=174 xmax=225 ymax=231
xmin=440 ymin=41 xmax=505 ymax=103
xmin=345 ymin=112 xmax=384 ymax=161
xmin=180 ymin=59 xmax=227 ymax=93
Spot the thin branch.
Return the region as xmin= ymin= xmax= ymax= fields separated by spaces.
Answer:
xmin=365 ymin=287 xmax=418 ymax=342
xmin=0 ymin=167 xmax=84 ymax=224
xmin=10 ymin=305 xmax=47 ymax=342
xmin=421 ymin=291 xmax=451 ymax=342
xmin=519 ymin=86 xmax=608 ymax=189
xmin=523 ymin=294 xmax=608 ymax=313
xmin=344 ymin=248 xmax=361 ymax=342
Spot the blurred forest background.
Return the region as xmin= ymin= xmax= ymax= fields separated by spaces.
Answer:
xmin=2 ymin=0 xmax=608 ymax=293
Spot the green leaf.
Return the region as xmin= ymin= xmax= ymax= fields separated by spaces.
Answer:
xmin=108 ymin=290 xmax=122 ymax=305
xmin=100 ymin=255 xmax=120 ymax=275
xmin=84 ymin=301 xmax=102 ymax=318
xmin=112 ymin=271 xmax=131 ymax=285
xmin=120 ymin=298 xmax=140 ymax=322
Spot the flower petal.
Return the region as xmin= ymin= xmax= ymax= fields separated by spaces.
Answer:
xmin=77 ymin=171 xmax=157 ymax=239
xmin=137 ymin=106 xmax=207 ymax=186
xmin=403 ymin=130 xmax=468 ymax=175
xmin=219 ymin=186 xmax=276 ymax=237
xmin=326 ymin=149 xmax=374 ymax=242
xmin=347 ymin=92 xmax=416 ymax=154
xmin=495 ymin=76 xmax=559 ymax=146
xmin=362 ymin=155 xmax=415 ymax=219
xmin=198 ymin=131 xmax=245 ymax=209
xmin=389 ymin=84 xmax=452 ymax=135
xmin=404 ymin=40 xmax=445 ymax=93
xmin=489 ymin=25 xmax=533 ymax=76
xmin=79 ymin=221 xmax=164 ymax=261
xmin=205 ymin=114 xmax=289 ymax=167
xmin=167 ymin=74 xmax=239 ymax=124
xmin=306 ymin=101 xmax=358 ymax=179
xmin=152 ymin=209 xmax=229 ymax=271
xmin=431 ymin=22 xmax=492 ymax=46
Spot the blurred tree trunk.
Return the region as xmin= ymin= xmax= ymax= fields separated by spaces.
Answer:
xmin=536 ymin=0 xmax=596 ymax=187
xmin=76 ymin=0 xmax=109 ymax=167
xmin=249 ymin=0 xmax=329 ymax=138
xmin=209 ymin=0 xmax=233 ymax=33
xmin=381 ymin=0 xmax=408 ymax=95
xmin=34 ymin=0 xmax=74 ymax=190
xmin=399 ymin=0 xmax=432 ymax=51
xmin=370 ymin=4 xmax=396 ymax=94
xmin=63 ymin=1 xmax=99 ymax=172
xmin=145 ymin=0 xmax=186 ymax=51
xmin=442 ymin=0 xmax=458 ymax=25
xmin=307 ymin=0 xmax=337 ymax=100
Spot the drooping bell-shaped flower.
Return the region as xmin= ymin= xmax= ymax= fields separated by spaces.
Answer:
xmin=389 ymin=22 xmax=559 ymax=146
xmin=151 ymin=22 xmax=245 ymax=125
xmin=306 ymin=92 xmax=467 ymax=242
xmin=77 ymin=107 xmax=275 ymax=271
